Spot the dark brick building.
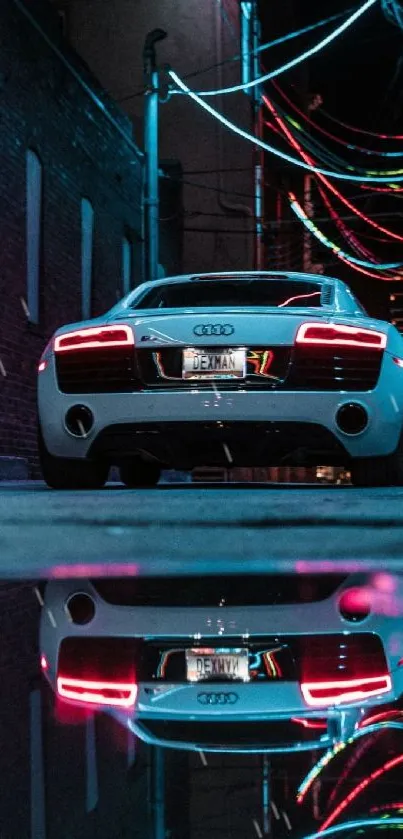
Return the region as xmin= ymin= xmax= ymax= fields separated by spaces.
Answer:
xmin=0 ymin=0 xmax=148 ymax=473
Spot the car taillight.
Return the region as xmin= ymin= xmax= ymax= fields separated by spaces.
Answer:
xmin=57 ymin=676 xmax=137 ymax=708
xmin=54 ymin=325 xmax=134 ymax=353
xmin=38 ymin=338 xmax=54 ymax=372
xmin=301 ymin=674 xmax=391 ymax=707
xmin=295 ymin=323 xmax=387 ymax=349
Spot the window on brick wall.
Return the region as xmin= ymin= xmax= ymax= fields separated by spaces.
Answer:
xmin=81 ymin=198 xmax=94 ymax=320
xmin=122 ymin=236 xmax=132 ymax=297
xmin=26 ymin=150 xmax=43 ymax=325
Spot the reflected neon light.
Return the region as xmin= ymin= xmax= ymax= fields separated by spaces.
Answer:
xmin=57 ymin=676 xmax=137 ymax=708
xmin=54 ymin=325 xmax=134 ymax=353
xmin=301 ymin=674 xmax=391 ymax=707
xmin=296 ymin=322 xmax=387 ymax=349
xmin=319 ymin=753 xmax=403 ymax=831
xmin=360 ymin=710 xmax=403 ymax=727
xmin=278 ymin=291 xmax=322 ymax=307
xmin=297 ymin=720 xmax=403 ymax=804
xmin=303 ymin=818 xmax=403 ymax=839
xmin=291 ymin=717 xmax=327 ymax=730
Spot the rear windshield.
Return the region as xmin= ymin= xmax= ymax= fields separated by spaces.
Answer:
xmin=130 ymin=279 xmax=327 ymax=309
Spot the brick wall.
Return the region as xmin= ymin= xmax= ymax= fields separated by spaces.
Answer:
xmin=0 ymin=0 xmax=146 ymax=473
xmin=50 ymin=0 xmax=255 ymax=277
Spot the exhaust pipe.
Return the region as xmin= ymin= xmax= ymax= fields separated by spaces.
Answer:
xmin=336 ymin=403 xmax=368 ymax=435
xmin=65 ymin=405 xmax=94 ymax=438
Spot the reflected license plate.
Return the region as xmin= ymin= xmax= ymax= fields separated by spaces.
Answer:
xmin=182 ymin=348 xmax=246 ymax=379
xmin=186 ymin=648 xmax=250 ymax=682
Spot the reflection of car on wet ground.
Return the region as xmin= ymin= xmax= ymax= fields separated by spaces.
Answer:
xmin=38 ymin=271 xmax=403 ymax=489
xmin=40 ymin=573 xmax=403 ymax=753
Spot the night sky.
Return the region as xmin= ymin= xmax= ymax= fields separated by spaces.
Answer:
xmin=259 ymin=0 xmax=403 ymax=318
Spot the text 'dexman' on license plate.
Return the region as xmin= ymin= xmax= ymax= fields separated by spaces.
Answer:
xmin=186 ymin=648 xmax=250 ymax=682
xmin=182 ymin=349 xmax=246 ymax=379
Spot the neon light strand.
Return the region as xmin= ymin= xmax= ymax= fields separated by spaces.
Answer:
xmin=371 ymin=803 xmax=403 ymax=814
xmin=320 ymin=107 xmax=403 ymax=141
xmin=252 ymin=8 xmax=357 ymax=58
xmin=303 ymin=819 xmax=403 ymax=839
xmin=289 ymin=194 xmax=403 ymax=274
xmin=316 ymin=183 xmax=386 ymax=263
xmin=168 ymin=71 xmax=403 ymax=183
xmin=361 ymin=183 xmax=403 ymax=193
xmin=327 ymin=729 xmax=384 ymax=810
xmin=361 ymin=710 xmax=403 ymax=727
xmin=271 ymin=81 xmax=403 ymax=158
xmin=264 ymin=95 xmax=403 ymax=243
xmin=319 ymin=753 xmax=403 ymax=831
xmin=185 ymin=0 xmax=378 ymax=97
xmin=297 ymin=721 xmax=403 ymax=804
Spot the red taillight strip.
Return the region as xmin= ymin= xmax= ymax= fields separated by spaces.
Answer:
xmin=54 ymin=325 xmax=134 ymax=353
xmin=296 ymin=322 xmax=387 ymax=349
xmin=301 ymin=674 xmax=391 ymax=707
xmin=57 ymin=676 xmax=137 ymax=708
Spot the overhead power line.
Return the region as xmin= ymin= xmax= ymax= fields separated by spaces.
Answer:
xmin=115 ymin=7 xmax=354 ymax=104
xmin=271 ymin=81 xmax=403 ymax=158
xmin=168 ymin=70 xmax=403 ymax=183
xmin=319 ymin=107 xmax=403 ymax=141
xmin=264 ymin=95 xmax=403 ymax=242
xmin=289 ymin=194 xmax=403 ymax=275
xmin=170 ymin=0 xmax=377 ymax=97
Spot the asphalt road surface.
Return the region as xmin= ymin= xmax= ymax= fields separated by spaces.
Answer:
xmin=1 ymin=481 xmax=403 ymax=577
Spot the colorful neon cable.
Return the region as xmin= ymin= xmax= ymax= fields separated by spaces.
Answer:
xmin=303 ymin=819 xmax=403 ymax=839
xmin=289 ymin=193 xmax=403 ymax=275
xmin=168 ymin=70 xmax=403 ymax=183
xmin=319 ymin=753 xmax=403 ymax=831
xmin=320 ymin=107 xmax=403 ymax=141
xmin=264 ymin=95 xmax=403 ymax=243
xmin=271 ymin=81 xmax=403 ymax=158
xmin=182 ymin=0 xmax=378 ymax=97
xmin=297 ymin=721 xmax=403 ymax=805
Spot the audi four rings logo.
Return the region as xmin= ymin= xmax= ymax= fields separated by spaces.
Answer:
xmin=193 ymin=323 xmax=235 ymax=337
xmin=197 ymin=692 xmax=239 ymax=706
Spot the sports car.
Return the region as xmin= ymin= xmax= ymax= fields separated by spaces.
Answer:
xmin=37 ymin=270 xmax=403 ymax=488
xmin=40 ymin=572 xmax=403 ymax=753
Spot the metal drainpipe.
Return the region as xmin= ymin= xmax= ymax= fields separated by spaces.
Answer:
xmin=215 ymin=1 xmax=254 ymax=269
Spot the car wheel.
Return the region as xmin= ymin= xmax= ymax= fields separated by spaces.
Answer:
xmin=38 ymin=426 xmax=108 ymax=490
xmin=350 ymin=434 xmax=403 ymax=487
xmin=120 ymin=460 xmax=161 ymax=488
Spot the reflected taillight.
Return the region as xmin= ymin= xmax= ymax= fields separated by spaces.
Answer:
xmin=54 ymin=325 xmax=134 ymax=353
xmin=57 ymin=676 xmax=137 ymax=708
xmin=296 ymin=323 xmax=387 ymax=349
xmin=301 ymin=674 xmax=391 ymax=707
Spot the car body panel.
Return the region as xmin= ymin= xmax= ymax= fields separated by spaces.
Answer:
xmin=41 ymin=574 xmax=403 ymax=753
xmin=37 ymin=271 xmax=403 ymax=467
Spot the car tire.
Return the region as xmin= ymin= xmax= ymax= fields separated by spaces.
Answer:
xmin=350 ymin=433 xmax=403 ymax=487
xmin=38 ymin=426 xmax=108 ymax=490
xmin=120 ymin=460 xmax=161 ymax=488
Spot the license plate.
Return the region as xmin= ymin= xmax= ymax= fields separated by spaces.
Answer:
xmin=186 ymin=648 xmax=249 ymax=682
xmin=182 ymin=349 xmax=246 ymax=379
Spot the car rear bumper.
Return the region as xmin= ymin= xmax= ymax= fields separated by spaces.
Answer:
xmin=129 ymin=710 xmax=355 ymax=753
xmin=38 ymin=357 xmax=403 ymax=462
